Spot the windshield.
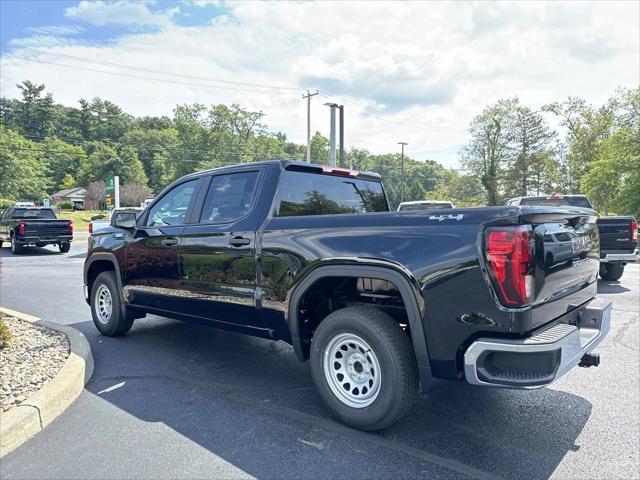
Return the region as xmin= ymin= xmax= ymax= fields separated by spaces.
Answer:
xmin=520 ymin=197 xmax=593 ymax=208
xmin=12 ymin=208 xmax=57 ymax=219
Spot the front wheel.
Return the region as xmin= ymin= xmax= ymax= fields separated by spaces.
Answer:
xmin=90 ymin=271 xmax=134 ymax=336
xmin=599 ymin=263 xmax=625 ymax=281
xmin=59 ymin=243 xmax=71 ymax=253
xmin=10 ymin=236 xmax=23 ymax=254
xmin=310 ymin=306 xmax=419 ymax=431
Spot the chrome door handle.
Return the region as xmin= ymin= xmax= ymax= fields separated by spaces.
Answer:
xmin=162 ymin=238 xmax=179 ymax=247
xmin=229 ymin=237 xmax=250 ymax=247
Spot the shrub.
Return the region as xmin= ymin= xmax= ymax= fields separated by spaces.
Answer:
xmin=0 ymin=312 xmax=10 ymax=349
xmin=58 ymin=201 xmax=73 ymax=210
xmin=0 ymin=198 xmax=14 ymax=209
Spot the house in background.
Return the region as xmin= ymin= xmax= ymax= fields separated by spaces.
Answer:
xmin=52 ymin=187 xmax=87 ymax=209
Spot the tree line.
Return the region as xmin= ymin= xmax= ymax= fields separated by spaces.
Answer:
xmin=0 ymin=81 xmax=637 ymax=215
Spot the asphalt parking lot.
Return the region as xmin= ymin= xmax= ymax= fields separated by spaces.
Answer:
xmin=0 ymin=242 xmax=638 ymax=479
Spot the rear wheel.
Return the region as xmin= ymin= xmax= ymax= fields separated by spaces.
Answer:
xmin=59 ymin=243 xmax=71 ymax=253
xmin=310 ymin=306 xmax=419 ymax=431
xmin=10 ymin=236 xmax=23 ymax=254
xmin=599 ymin=263 xmax=624 ymax=281
xmin=90 ymin=271 xmax=134 ymax=336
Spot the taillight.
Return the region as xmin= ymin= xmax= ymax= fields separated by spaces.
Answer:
xmin=88 ymin=222 xmax=93 ymax=234
xmin=484 ymin=225 xmax=534 ymax=307
xmin=632 ymin=218 xmax=637 ymax=241
xmin=17 ymin=220 xmax=25 ymax=235
xmin=68 ymin=220 xmax=74 ymax=235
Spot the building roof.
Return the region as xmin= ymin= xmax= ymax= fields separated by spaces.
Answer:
xmin=53 ymin=187 xmax=87 ymax=197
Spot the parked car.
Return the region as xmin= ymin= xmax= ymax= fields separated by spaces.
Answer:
xmin=88 ymin=208 xmax=143 ymax=234
xmin=84 ymin=161 xmax=610 ymax=430
xmin=397 ymin=200 xmax=455 ymax=211
xmin=0 ymin=207 xmax=73 ymax=254
xmin=506 ymin=195 xmax=638 ymax=281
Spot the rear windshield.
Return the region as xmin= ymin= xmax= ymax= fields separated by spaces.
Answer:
xmin=12 ymin=208 xmax=56 ymax=219
xmin=276 ymin=171 xmax=389 ymax=216
xmin=399 ymin=202 xmax=452 ymax=211
xmin=520 ymin=197 xmax=593 ymax=208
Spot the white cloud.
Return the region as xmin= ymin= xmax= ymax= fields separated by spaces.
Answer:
xmin=64 ymin=0 xmax=172 ymax=28
xmin=28 ymin=25 xmax=85 ymax=36
xmin=2 ymin=1 xmax=639 ymax=167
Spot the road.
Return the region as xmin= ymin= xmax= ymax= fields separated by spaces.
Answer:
xmin=0 ymin=242 xmax=638 ymax=479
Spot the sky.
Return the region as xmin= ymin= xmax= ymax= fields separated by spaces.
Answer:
xmin=0 ymin=0 xmax=638 ymax=168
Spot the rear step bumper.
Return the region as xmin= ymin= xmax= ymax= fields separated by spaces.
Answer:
xmin=600 ymin=249 xmax=639 ymax=263
xmin=464 ymin=297 xmax=611 ymax=388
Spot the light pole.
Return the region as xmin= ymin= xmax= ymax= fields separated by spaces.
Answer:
xmin=338 ymin=105 xmax=345 ymax=167
xmin=398 ymin=142 xmax=408 ymax=204
xmin=324 ymin=102 xmax=338 ymax=166
xmin=303 ymin=90 xmax=318 ymax=163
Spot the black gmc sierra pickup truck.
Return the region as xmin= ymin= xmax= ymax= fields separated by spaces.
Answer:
xmin=85 ymin=161 xmax=611 ymax=430
xmin=0 ymin=207 xmax=73 ymax=254
xmin=506 ymin=195 xmax=638 ymax=281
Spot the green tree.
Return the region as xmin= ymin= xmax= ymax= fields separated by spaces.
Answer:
xmin=0 ymin=127 xmax=50 ymax=200
xmin=60 ymin=173 xmax=76 ymax=190
xmin=461 ymin=98 xmax=517 ymax=205
xmin=43 ymin=137 xmax=87 ymax=190
xmin=310 ymin=131 xmax=328 ymax=164
xmin=15 ymin=81 xmax=55 ymax=139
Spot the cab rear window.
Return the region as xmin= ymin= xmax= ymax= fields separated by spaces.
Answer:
xmin=12 ymin=208 xmax=56 ymax=219
xmin=276 ymin=171 xmax=389 ymax=216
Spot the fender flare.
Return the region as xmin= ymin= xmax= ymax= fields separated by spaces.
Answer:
xmin=84 ymin=253 xmax=128 ymax=317
xmin=287 ymin=264 xmax=439 ymax=392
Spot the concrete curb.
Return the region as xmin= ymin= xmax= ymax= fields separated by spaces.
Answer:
xmin=0 ymin=307 xmax=94 ymax=457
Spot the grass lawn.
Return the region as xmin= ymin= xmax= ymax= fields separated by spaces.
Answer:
xmin=56 ymin=210 xmax=107 ymax=232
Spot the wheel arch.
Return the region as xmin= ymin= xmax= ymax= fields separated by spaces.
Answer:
xmin=287 ymin=263 xmax=438 ymax=392
xmin=84 ymin=253 xmax=126 ymax=313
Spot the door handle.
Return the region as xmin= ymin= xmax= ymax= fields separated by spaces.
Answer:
xmin=229 ymin=236 xmax=250 ymax=247
xmin=162 ymin=238 xmax=179 ymax=247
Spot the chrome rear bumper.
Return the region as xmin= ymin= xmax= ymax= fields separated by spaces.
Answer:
xmin=600 ymin=249 xmax=639 ymax=263
xmin=464 ymin=297 xmax=611 ymax=388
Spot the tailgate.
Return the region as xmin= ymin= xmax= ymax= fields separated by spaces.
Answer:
xmin=597 ymin=216 xmax=636 ymax=253
xmin=23 ymin=220 xmax=71 ymax=237
xmin=520 ymin=207 xmax=599 ymax=328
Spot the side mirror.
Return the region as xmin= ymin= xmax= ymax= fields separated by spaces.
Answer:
xmin=111 ymin=211 xmax=137 ymax=230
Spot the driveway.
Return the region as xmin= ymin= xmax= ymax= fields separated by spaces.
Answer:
xmin=0 ymin=242 xmax=638 ymax=479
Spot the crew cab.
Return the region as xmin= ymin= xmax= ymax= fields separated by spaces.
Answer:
xmin=85 ymin=161 xmax=611 ymax=430
xmin=0 ymin=207 xmax=73 ymax=254
xmin=506 ymin=195 xmax=638 ymax=281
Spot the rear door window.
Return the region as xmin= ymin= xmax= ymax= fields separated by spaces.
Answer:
xmin=199 ymin=171 xmax=260 ymax=224
xmin=276 ymin=171 xmax=388 ymax=216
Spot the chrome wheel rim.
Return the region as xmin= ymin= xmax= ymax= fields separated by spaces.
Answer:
xmin=95 ymin=284 xmax=113 ymax=325
xmin=323 ymin=333 xmax=382 ymax=408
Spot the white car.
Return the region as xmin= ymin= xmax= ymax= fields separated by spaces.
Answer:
xmin=397 ymin=200 xmax=455 ymax=211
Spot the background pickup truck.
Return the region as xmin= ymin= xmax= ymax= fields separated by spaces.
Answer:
xmin=506 ymin=195 xmax=638 ymax=281
xmin=0 ymin=207 xmax=73 ymax=254
xmin=85 ymin=161 xmax=611 ymax=430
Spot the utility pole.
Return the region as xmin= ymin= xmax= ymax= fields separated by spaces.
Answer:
xmin=303 ymin=90 xmax=318 ymax=163
xmin=114 ymin=175 xmax=120 ymax=209
xmin=398 ymin=142 xmax=408 ymax=204
xmin=338 ymin=105 xmax=345 ymax=167
xmin=324 ymin=102 xmax=338 ymax=166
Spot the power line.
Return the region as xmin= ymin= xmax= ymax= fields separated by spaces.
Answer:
xmin=0 ymin=42 xmax=303 ymax=93
xmin=0 ymin=53 xmax=303 ymax=97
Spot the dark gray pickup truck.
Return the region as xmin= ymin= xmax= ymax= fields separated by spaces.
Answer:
xmin=0 ymin=207 xmax=73 ymax=254
xmin=85 ymin=162 xmax=612 ymax=430
xmin=506 ymin=195 xmax=638 ymax=281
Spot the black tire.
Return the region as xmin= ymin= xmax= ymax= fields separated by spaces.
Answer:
xmin=10 ymin=236 xmax=23 ymax=254
xmin=90 ymin=271 xmax=134 ymax=336
xmin=59 ymin=243 xmax=71 ymax=253
xmin=599 ymin=263 xmax=624 ymax=281
xmin=310 ymin=306 xmax=419 ymax=431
